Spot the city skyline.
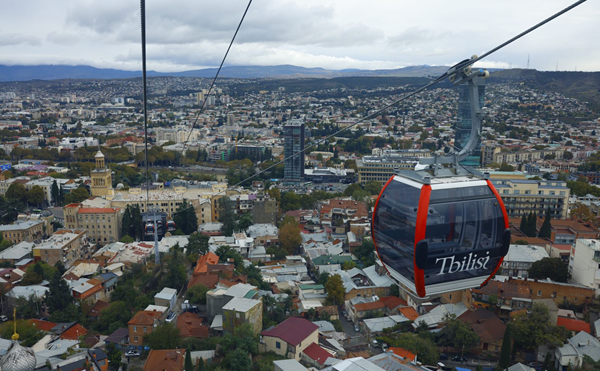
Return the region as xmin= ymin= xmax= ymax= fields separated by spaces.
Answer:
xmin=0 ymin=0 xmax=598 ymax=73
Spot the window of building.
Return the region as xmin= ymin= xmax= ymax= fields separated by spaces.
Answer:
xmin=503 ymin=190 xmax=509 ymax=194
xmin=539 ymin=191 xmax=544 ymax=195
xmin=550 ymin=191 xmax=555 ymax=195
xmin=143 ymin=327 xmax=147 ymax=333
xmin=514 ymin=190 xmax=520 ymax=194
xmin=525 ymin=190 xmax=531 ymax=195
xmin=133 ymin=326 xmax=137 ymax=332
xmin=560 ymin=191 xmax=565 ymax=196
xmin=276 ymin=341 xmax=281 ymax=349
xmin=134 ymin=336 xmax=138 ymax=342
xmin=537 ymin=290 xmax=542 ymax=296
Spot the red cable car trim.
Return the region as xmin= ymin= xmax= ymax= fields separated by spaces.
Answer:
xmin=371 ymin=175 xmax=396 ymax=279
xmin=480 ymin=179 xmax=509 ymax=287
xmin=414 ymin=184 xmax=432 ymax=297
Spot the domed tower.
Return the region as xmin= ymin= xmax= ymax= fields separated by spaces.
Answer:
xmin=91 ymin=150 xmax=114 ymax=197
xmin=0 ymin=309 xmax=36 ymax=371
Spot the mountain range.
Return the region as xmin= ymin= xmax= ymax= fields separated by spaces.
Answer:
xmin=0 ymin=64 xmax=450 ymax=82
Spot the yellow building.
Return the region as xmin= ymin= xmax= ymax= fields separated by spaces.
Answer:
xmin=0 ymin=220 xmax=45 ymax=243
xmin=64 ymin=203 xmax=122 ymax=245
xmin=91 ymin=151 xmax=114 ymax=197
xmin=491 ymin=178 xmax=570 ymax=219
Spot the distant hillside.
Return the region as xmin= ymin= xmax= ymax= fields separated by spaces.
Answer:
xmin=0 ymin=64 xmax=452 ymax=82
xmin=492 ymin=69 xmax=600 ymax=106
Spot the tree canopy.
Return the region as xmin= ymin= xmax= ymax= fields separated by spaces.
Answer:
xmin=325 ymin=274 xmax=345 ymax=306
xmin=528 ymin=257 xmax=570 ymax=282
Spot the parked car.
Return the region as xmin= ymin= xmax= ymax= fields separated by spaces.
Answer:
xmin=354 ymin=324 xmax=359 ymax=332
xmin=184 ymin=306 xmax=199 ymax=313
xmin=452 ymin=355 xmax=468 ymax=363
xmin=439 ymin=353 xmax=448 ymax=360
xmin=0 ymin=315 xmax=7 ymax=322
xmin=382 ymin=343 xmax=389 ymax=352
xmin=125 ymin=350 xmax=140 ymax=357
xmin=165 ymin=311 xmax=177 ymax=323
xmin=371 ymin=339 xmax=379 ymax=348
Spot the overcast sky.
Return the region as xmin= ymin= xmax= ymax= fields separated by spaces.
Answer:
xmin=0 ymin=0 xmax=598 ymax=72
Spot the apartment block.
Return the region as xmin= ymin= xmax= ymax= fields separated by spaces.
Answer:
xmin=64 ymin=203 xmax=122 ymax=245
xmin=33 ymin=229 xmax=89 ymax=269
xmin=491 ymin=178 xmax=570 ymax=219
xmin=0 ymin=220 xmax=45 ymax=244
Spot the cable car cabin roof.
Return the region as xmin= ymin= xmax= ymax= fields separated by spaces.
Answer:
xmin=374 ymin=172 xmax=510 ymax=298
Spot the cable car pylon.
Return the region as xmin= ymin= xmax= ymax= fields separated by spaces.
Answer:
xmin=372 ymin=56 xmax=510 ymax=298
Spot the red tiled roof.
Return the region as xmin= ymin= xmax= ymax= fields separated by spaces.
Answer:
xmin=143 ymin=349 xmax=185 ymax=371
xmin=557 ymin=317 xmax=591 ymax=333
xmin=389 ymin=347 xmax=416 ymax=361
xmin=261 ymin=317 xmax=318 ymax=346
xmin=193 ymin=252 xmax=220 ymax=276
xmin=60 ymin=324 xmax=88 ymax=340
xmin=458 ymin=308 xmax=506 ymax=342
xmin=354 ymin=301 xmax=385 ymax=312
xmin=380 ymin=296 xmax=407 ymax=309
xmin=128 ymin=310 xmax=162 ymax=326
xmin=302 ymin=343 xmax=331 ymax=365
xmin=88 ymin=300 xmax=110 ymax=318
xmin=187 ymin=274 xmax=219 ymax=290
xmin=399 ymin=307 xmax=419 ymax=321
xmin=177 ymin=312 xmax=209 ymax=338
xmin=78 ymin=208 xmax=119 ymax=214
xmin=29 ymin=319 xmax=58 ymax=332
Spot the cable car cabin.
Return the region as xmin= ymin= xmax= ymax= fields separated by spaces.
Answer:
xmin=167 ymin=220 xmax=176 ymax=232
xmin=144 ymin=222 xmax=155 ymax=235
xmin=373 ymin=172 xmax=510 ymax=298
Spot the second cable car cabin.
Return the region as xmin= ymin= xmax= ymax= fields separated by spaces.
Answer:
xmin=373 ymin=171 xmax=510 ymax=298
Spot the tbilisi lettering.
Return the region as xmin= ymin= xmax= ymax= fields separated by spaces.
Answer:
xmin=435 ymin=251 xmax=490 ymax=275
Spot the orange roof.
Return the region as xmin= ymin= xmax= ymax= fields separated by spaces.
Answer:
xmin=557 ymin=317 xmax=591 ymax=333
xmin=78 ymin=208 xmax=119 ymax=214
xmin=380 ymin=296 xmax=407 ymax=309
xmin=187 ymin=274 xmax=219 ymax=289
xmin=354 ymin=301 xmax=386 ymax=312
xmin=65 ymin=203 xmax=81 ymax=208
xmin=176 ymin=313 xmax=209 ymax=338
xmin=399 ymin=307 xmax=419 ymax=321
xmin=193 ymin=252 xmax=219 ymax=276
xmin=60 ymin=324 xmax=88 ymax=340
xmin=389 ymin=347 xmax=416 ymax=361
xmin=128 ymin=310 xmax=163 ymax=326
xmin=29 ymin=319 xmax=57 ymax=332
xmin=143 ymin=349 xmax=185 ymax=371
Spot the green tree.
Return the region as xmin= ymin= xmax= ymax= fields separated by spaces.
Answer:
xmin=519 ymin=214 xmax=527 ymax=234
xmin=45 ymin=271 xmax=72 ymax=313
xmin=222 ymin=349 xmax=251 ymax=371
xmin=0 ymin=320 xmax=43 ymax=347
xmin=325 ymin=274 xmax=345 ymax=306
xmin=51 ymin=180 xmax=60 ymax=205
xmin=187 ymin=284 xmax=209 ymax=305
xmin=5 ymin=182 xmax=27 ymax=201
xmin=185 ymin=347 xmax=194 ymax=371
xmin=342 ymin=260 xmax=357 ymax=270
xmin=354 ymin=239 xmax=375 ymax=266
xmin=364 ymin=180 xmax=382 ymax=195
xmin=144 ymin=323 xmax=181 ymax=349
xmin=105 ymin=343 xmax=123 ymax=371
xmin=95 ymin=301 xmax=132 ymax=333
xmin=511 ymin=302 xmax=570 ymax=351
xmin=120 ymin=235 xmax=134 ymax=243
xmin=237 ymin=212 xmax=254 ymax=231
xmin=343 ymin=183 xmax=363 ymax=197
xmin=497 ymin=326 xmax=512 ymax=371
xmin=197 ymin=358 xmax=205 ymax=371
xmin=379 ymin=332 xmax=439 ymax=366
xmin=26 ymin=186 xmax=45 ymax=207
xmin=186 ymin=232 xmax=210 ymax=256
xmin=538 ymin=207 xmax=552 ymax=238
xmin=438 ymin=314 xmax=479 ymax=358
xmin=174 ymin=199 xmax=198 ymax=235
xmin=279 ymin=217 xmax=301 ymax=254
xmin=317 ymin=271 xmax=330 ymax=285
xmin=499 ymin=162 xmax=515 ymax=172
xmin=528 ymin=257 xmax=570 ymax=282
xmin=164 ymin=245 xmax=187 ymax=289
xmin=218 ymin=197 xmax=236 ymax=236
xmin=64 ymin=186 xmax=90 ymax=204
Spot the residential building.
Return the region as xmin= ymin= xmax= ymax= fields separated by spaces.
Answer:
xmin=33 ymin=229 xmax=88 ymax=269
xmin=0 ymin=220 xmax=45 ymax=244
xmin=260 ymin=317 xmax=319 ymax=361
xmin=491 ymin=178 xmax=570 ymax=219
xmin=356 ymin=154 xmax=419 ymax=185
xmin=143 ymin=349 xmax=185 ymax=371
xmin=154 ymin=288 xmax=177 ymax=310
xmin=458 ymin=308 xmax=506 ymax=354
xmin=90 ymin=151 xmax=114 ymax=198
xmin=63 ymin=203 xmax=122 ymax=245
xmin=502 ymin=244 xmax=549 ymax=278
xmin=127 ymin=310 xmax=163 ymax=351
xmin=252 ymin=197 xmax=278 ymax=225
xmin=176 ymin=312 xmax=209 ymax=339
xmin=555 ymin=331 xmax=600 ymax=370
xmin=0 ymin=241 xmax=33 ymax=264
xmin=464 ymin=279 xmax=532 ymax=317
xmin=570 ymin=239 xmax=600 ymax=295
xmin=283 ymin=121 xmax=305 ymax=182
xmin=222 ymin=297 xmax=263 ymax=335
xmin=510 ymin=278 xmax=594 ymax=307
xmin=336 ymin=265 xmax=394 ymax=301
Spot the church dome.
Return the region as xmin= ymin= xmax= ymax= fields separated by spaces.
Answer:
xmin=0 ymin=341 xmax=36 ymax=371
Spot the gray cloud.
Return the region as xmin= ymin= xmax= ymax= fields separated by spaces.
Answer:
xmin=0 ymin=33 xmax=41 ymax=46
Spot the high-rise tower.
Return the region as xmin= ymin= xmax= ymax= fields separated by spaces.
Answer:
xmin=283 ymin=121 xmax=305 ymax=182
xmin=91 ymin=150 xmax=114 ymax=197
xmin=455 ymin=78 xmax=485 ymax=167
